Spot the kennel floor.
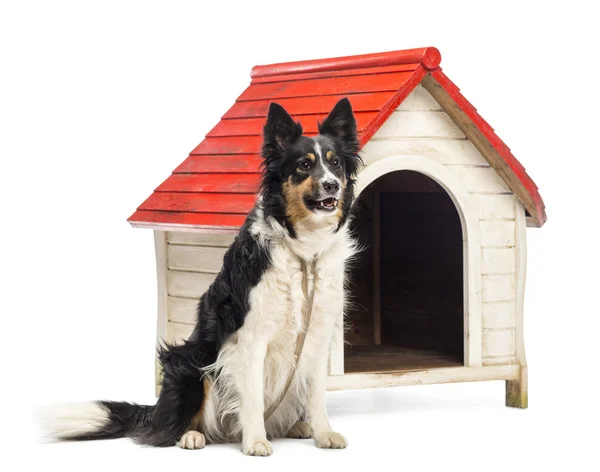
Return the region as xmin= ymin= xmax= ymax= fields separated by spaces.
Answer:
xmin=343 ymin=345 xmax=463 ymax=374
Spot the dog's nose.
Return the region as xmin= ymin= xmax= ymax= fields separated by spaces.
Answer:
xmin=322 ymin=180 xmax=340 ymax=194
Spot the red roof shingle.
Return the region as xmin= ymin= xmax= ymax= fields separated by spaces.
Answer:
xmin=128 ymin=47 xmax=546 ymax=230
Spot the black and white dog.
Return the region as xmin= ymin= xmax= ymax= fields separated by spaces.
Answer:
xmin=42 ymin=98 xmax=362 ymax=456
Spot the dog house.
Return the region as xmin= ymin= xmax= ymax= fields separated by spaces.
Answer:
xmin=128 ymin=47 xmax=546 ymax=409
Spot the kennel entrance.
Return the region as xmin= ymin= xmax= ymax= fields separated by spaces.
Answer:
xmin=345 ymin=170 xmax=464 ymax=374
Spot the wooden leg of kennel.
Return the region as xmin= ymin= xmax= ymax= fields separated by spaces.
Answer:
xmin=506 ymin=365 xmax=528 ymax=408
xmin=506 ymin=200 xmax=529 ymax=408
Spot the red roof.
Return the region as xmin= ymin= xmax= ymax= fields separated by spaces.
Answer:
xmin=128 ymin=47 xmax=546 ymax=230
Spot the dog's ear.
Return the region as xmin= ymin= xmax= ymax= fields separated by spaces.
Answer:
xmin=263 ymin=102 xmax=303 ymax=152
xmin=319 ymin=97 xmax=362 ymax=179
xmin=318 ymin=97 xmax=357 ymax=140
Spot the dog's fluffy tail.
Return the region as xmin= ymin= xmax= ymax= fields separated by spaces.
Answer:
xmin=39 ymin=400 xmax=154 ymax=442
xmin=39 ymin=339 xmax=210 ymax=447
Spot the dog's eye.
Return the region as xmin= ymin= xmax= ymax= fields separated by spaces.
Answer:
xmin=299 ymin=161 xmax=311 ymax=171
xmin=331 ymin=157 xmax=341 ymax=167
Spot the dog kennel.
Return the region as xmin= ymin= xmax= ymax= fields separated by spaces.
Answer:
xmin=128 ymin=47 xmax=546 ymax=408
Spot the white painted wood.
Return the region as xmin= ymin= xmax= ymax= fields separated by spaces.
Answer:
xmin=482 ymin=301 xmax=516 ymax=329
xmin=167 ymin=231 xmax=237 ymax=247
xmin=482 ymin=274 xmax=515 ymax=302
xmin=373 ymin=110 xmax=465 ymax=139
xmin=361 ymin=139 xmax=487 ymax=167
xmin=167 ymin=270 xmax=216 ymax=299
xmin=167 ymin=245 xmax=227 ymax=273
xmin=506 ymin=200 xmax=529 ymax=407
xmin=483 ymin=356 xmax=517 ymax=366
xmin=480 ymin=220 xmax=515 ymax=247
xmin=470 ymin=194 xmax=516 ymax=220
xmin=483 ymin=329 xmax=515 ymax=357
xmin=130 ymin=221 xmax=240 ymax=233
xmin=168 ymin=321 xmax=195 ymax=346
xmin=421 ymin=74 xmax=539 ymax=224
xmin=395 ymin=85 xmax=442 ymax=111
xmin=514 ymin=201 xmax=528 ymax=367
xmin=326 ymin=365 xmax=518 ymax=391
xmin=482 ymin=247 xmax=516 ymax=274
xmin=153 ymin=231 xmax=168 ymax=392
xmin=168 ymin=296 xmax=199 ymax=324
xmin=355 ymin=154 xmax=482 ymax=367
xmin=447 ymin=167 xmax=511 ymax=193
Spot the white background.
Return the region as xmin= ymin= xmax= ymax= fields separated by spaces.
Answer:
xmin=1 ymin=1 xmax=598 ymax=470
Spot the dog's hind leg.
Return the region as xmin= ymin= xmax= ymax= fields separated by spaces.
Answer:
xmin=176 ymin=377 xmax=210 ymax=450
xmin=286 ymin=421 xmax=312 ymax=439
xmin=137 ymin=341 xmax=209 ymax=447
xmin=285 ymin=409 xmax=311 ymax=438
xmin=177 ymin=430 xmax=206 ymax=449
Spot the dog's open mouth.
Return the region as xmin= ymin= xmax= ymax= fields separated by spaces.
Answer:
xmin=307 ymin=197 xmax=339 ymax=213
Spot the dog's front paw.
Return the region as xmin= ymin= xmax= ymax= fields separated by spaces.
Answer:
xmin=314 ymin=431 xmax=347 ymax=449
xmin=286 ymin=421 xmax=312 ymax=439
xmin=177 ymin=430 xmax=206 ymax=450
xmin=242 ymin=438 xmax=273 ymax=456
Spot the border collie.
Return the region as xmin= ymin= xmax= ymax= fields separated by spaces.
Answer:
xmin=41 ymin=98 xmax=362 ymax=456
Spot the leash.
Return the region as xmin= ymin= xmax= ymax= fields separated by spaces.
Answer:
xmin=263 ymin=257 xmax=317 ymax=422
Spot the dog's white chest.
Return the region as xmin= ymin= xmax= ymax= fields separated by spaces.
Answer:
xmin=202 ymin=223 xmax=355 ymax=442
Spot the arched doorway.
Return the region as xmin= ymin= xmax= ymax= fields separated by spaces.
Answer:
xmin=344 ymin=170 xmax=465 ymax=373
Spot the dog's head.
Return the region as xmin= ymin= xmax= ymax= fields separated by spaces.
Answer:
xmin=260 ymin=98 xmax=362 ymax=235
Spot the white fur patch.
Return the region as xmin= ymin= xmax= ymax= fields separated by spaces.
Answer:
xmin=177 ymin=430 xmax=206 ymax=449
xmin=38 ymin=402 xmax=110 ymax=440
xmin=313 ymin=138 xmax=341 ymax=196
xmin=315 ymin=431 xmax=347 ymax=449
xmin=313 ymin=140 xmax=322 ymax=159
xmin=318 ymin=157 xmax=340 ymax=189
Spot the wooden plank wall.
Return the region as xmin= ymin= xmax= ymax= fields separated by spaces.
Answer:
xmin=361 ymin=85 xmax=518 ymax=366
xmin=164 ymin=231 xmax=237 ymax=345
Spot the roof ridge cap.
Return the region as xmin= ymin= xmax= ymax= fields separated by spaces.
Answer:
xmin=250 ymin=47 xmax=441 ymax=79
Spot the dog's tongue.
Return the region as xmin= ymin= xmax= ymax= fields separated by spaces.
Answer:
xmin=320 ymin=198 xmax=336 ymax=209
